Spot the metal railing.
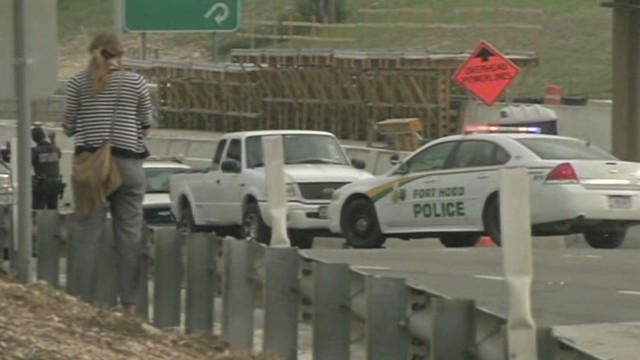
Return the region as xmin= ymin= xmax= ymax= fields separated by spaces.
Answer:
xmin=0 ymin=206 xmax=606 ymax=360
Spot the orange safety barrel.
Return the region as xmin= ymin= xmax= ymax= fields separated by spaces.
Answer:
xmin=544 ymin=84 xmax=563 ymax=105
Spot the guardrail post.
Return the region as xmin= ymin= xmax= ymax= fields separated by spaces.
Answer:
xmin=35 ymin=209 xmax=61 ymax=288
xmin=366 ymin=276 xmax=410 ymax=360
xmin=536 ymin=327 xmax=555 ymax=360
xmin=263 ymin=247 xmax=300 ymax=360
xmin=94 ymin=218 xmax=118 ymax=307
xmin=137 ymin=225 xmax=152 ymax=322
xmin=475 ymin=310 xmax=507 ymax=360
xmin=500 ymin=167 xmax=537 ymax=359
xmin=153 ymin=227 xmax=183 ymax=328
xmin=312 ymin=262 xmax=350 ymax=360
xmin=431 ymin=298 xmax=475 ymax=360
xmin=185 ymin=232 xmax=217 ymax=334
xmin=222 ymin=239 xmax=256 ymax=350
xmin=64 ymin=213 xmax=77 ymax=295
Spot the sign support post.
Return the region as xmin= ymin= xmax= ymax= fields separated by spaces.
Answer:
xmin=13 ymin=0 xmax=34 ymax=284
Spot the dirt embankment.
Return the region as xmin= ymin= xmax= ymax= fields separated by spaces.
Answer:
xmin=0 ymin=266 xmax=275 ymax=360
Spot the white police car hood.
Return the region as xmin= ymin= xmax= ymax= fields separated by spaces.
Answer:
xmin=253 ymin=164 xmax=373 ymax=183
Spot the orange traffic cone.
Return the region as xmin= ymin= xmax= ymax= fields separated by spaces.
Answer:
xmin=476 ymin=236 xmax=496 ymax=247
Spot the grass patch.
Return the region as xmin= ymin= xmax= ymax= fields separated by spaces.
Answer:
xmin=58 ymin=0 xmax=613 ymax=98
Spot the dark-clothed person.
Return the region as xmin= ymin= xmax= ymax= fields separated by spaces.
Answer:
xmin=0 ymin=141 xmax=10 ymax=163
xmin=63 ymin=33 xmax=151 ymax=318
xmin=31 ymin=126 xmax=62 ymax=209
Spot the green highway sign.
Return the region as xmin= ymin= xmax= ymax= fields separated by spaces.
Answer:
xmin=124 ymin=0 xmax=241 ymax=32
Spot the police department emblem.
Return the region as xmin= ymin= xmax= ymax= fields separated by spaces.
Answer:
xmin=393 ymin=188 xmax=407 ymax=203
xmin=398 ymin=188 xmax=406 ymax=201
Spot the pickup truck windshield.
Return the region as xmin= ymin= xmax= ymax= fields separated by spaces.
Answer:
xmin=246 ymin=134 xmax=350 ymax=168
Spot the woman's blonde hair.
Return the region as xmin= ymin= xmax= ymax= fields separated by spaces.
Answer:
xmin=87 ymin=33 xmax=124 ymax=95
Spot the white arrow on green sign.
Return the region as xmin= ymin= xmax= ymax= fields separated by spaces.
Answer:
xmin=124 ymin=0 xmax=241 ymax=32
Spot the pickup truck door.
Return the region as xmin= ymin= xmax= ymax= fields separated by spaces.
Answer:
xmin=210 ymin=138 xmax=245 ymax=224
xmin=190 ymin=139 xmax=227 ymax=224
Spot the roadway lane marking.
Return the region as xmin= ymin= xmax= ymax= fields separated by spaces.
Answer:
xmin=617 ymin=291 xmax=640 ymax=296
xmin=353 ymin=266 xmax=392 ymax=271
xmin=562 ymin=254 xmax=601 ymax=259
xmin=474 ymin=275 xmax=504 ymax=281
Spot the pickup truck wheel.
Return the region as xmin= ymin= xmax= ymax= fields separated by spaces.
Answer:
xmin=289 ymin=230 xmax=314 ymax=249
xmin=584 ymin=230 xmax=627 ymax=249
xmin=178 ymin=203 xmax=199 ymax=233
xmin=243 ymin=202 xmax=271 ymax=245
xmin=341 ymin=198 xmax=385 ymax=248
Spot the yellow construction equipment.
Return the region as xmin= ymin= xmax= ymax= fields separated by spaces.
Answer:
xmin=376 ymin=118 xmax=426 ymax=151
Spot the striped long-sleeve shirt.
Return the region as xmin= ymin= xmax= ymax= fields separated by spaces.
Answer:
xmin=64 ymin=70 xmax=152 ymax=158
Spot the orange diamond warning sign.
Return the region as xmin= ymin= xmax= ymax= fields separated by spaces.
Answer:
xmin=453 ymin=40 xmax=521 ymax=107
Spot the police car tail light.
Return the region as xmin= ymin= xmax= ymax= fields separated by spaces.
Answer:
xmin=545 ymin=163 xmax=579 ymax=184
xmin=464 ymin=125 xmax=542 ymax=134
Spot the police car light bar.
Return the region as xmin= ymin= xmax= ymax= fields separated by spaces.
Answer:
xmin=463 ymin=125 xmax=542 ymax=134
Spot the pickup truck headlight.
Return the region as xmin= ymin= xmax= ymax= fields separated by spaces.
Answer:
xmin=286 ymin=183 xmax=297 ymax=198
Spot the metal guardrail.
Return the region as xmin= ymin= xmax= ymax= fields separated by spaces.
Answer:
xmin=0 ymin=207 xmax=606 ymax=360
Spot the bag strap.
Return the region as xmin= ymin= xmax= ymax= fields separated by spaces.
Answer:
xmin=108 ymin=72 xmax=123 ymax=141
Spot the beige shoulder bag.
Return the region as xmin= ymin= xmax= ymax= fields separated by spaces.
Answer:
xmin=72 ymin=73 xmax=124 ymax=215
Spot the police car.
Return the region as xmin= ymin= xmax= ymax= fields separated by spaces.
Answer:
xmin=327 ymin=125 xmax=640 ymax=249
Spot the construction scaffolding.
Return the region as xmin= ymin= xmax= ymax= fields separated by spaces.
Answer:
xmin=123 ymin=49 xmax=539 ymax=141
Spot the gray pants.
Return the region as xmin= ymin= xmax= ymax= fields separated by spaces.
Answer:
xmin=69 ymin=157 xmax=145 ymax=305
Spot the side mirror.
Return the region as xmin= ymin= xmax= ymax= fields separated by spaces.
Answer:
xmin=351 ymin=158 xmax=366 ymax=170
xmin=221 ymin=159 xmax=241 ymax=173
xmin=389 ymin=153 xmax=401 ymax=165
xmin=393 ymin=163 xmax=409 ymax=175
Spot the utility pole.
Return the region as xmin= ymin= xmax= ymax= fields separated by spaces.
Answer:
xmin=114 ymin=0 xmax=124 ymax=38
xmin=13 ymin=0 xmax=34 ymax=284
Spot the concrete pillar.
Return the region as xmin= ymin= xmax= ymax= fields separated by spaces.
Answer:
xmin=611 ymin=0 xmax=640 ymax=161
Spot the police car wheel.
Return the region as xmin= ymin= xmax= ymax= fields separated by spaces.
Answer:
xmin=583 ymin=230 xmax=626 ymax=249
xmin=341 ymin=198 xmax=385 ymax=249
xmin=243 ymin=202 xmax=271 ymax=245
xmin=483 ymin=197 xmax=502 ymax=246
xmin=439 ymin=235 xmax=480 ymax=248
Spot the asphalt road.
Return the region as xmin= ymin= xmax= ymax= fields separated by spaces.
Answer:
xmin=303 ymin=246 xmax=640 ymax=360
xmin=304 ymin=247 xmax=640 ymax=327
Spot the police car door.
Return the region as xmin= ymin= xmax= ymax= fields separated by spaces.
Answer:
xmin=381 ymin=141 xmax=459 ymax=229
xmin=443 ymin=140 xmax=507 ymax=228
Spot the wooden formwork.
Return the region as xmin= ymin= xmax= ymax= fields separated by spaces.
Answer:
xmin=123 ymin=60 xmax=262 ymax=131
xmin=123 ymin=49 xmax=538 ymax=141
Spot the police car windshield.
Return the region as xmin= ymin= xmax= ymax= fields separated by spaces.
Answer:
xmin=246 ymin=134 xmax=349 ymax=168
xmin=515 ymin=137 xmax=617 ymax=161
xmin=145 ymin=167 xmax=187 ymax=193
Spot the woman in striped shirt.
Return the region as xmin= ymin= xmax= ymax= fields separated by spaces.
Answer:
xmin=64 ymin=33 xmax=151 ymax=318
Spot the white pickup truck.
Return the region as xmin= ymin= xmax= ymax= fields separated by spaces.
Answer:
xmin=169 ymin=130 xmax=373 ymax=248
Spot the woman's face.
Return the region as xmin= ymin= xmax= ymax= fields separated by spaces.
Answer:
xmin=108 ymin=55 xmax=122 ymax=69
